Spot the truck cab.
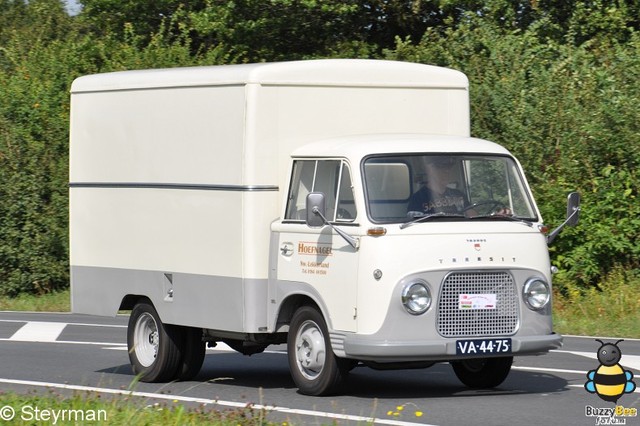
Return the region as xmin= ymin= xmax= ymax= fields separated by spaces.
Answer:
xmin=272 ymin=134 xmax=572 ymax=394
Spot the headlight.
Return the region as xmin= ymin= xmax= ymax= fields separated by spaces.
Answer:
xmin=401 ymin=281 xmax=432 ymax=315
xmin=523 ymin=277 xmax=550 ymax=310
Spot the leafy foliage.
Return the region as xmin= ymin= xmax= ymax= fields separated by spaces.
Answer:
xmin=386 ymin=11 xmax=640 ymax=286
xmin=0 ymin=0 xmax=639 ymax=294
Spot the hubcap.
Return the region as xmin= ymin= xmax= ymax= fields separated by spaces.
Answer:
xmin=133 ymin=312 xmax=159 ymax=367
xmin=295 ymin=320 xmax=326 ymax=380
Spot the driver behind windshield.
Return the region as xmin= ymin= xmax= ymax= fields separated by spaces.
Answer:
xmin=407 ymin=156 xmax=471 ymax=217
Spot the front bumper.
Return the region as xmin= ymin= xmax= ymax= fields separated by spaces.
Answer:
xmin=340 ymin=333 xmax=562 ymax=362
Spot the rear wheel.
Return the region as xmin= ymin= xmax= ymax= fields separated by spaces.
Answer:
xmin=451 ymin=356 xmax=513 ymax=388
xmin=127 ymin=300 xmax=182 ymax=382
xmin=287 ymin=306 xmax=347 ymax=396
xmin=174 ymin=327 xmax=206 ymax=381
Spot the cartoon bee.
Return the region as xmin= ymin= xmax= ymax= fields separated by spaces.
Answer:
xmin=585 ymin=339 xmax=636 ymax=403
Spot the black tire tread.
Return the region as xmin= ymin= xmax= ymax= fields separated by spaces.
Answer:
xmin=287 ymin=305 xmax=346 ymax=396
xmin=127 ymin=300 xmax=183 ymax=383
xmin=451 ymin=356 xmax=513 ymax=389
xmin=175 ymin=326 xmax=206 ymax=381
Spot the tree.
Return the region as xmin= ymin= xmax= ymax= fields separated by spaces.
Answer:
xmin=79 ymin=0 xmax=206 ymax=39
xmin=0 ymin=0 xmax=71 ymax=45
xmin=0 ymin=0 xmax=639 ymax=295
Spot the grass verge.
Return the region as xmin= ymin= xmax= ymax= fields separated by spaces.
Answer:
xmin=553 ymin=267 xmax=640 ymax=338
xmin=0 ymin=390 xmax=273 ymax=425
xmin=0 ymin=289 xmax=71 ymax=312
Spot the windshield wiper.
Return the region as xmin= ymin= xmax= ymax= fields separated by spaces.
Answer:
xmin=470 ymin=214 xmax=534 ymax=227
xmin=400 ymin=211 xmax=466 ymax=229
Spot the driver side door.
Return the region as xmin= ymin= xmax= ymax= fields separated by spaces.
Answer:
xmin=271 ymin=159 xmax=359 ymax=332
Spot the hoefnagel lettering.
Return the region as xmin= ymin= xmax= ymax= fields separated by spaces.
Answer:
xmin=298 ymin=242 xmax=332 ymax=256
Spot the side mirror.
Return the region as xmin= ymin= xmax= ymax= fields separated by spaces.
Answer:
xmin=566 ymin=192 xmax=580 ymax=227
xmin=547 ymin=191 xmax=581 ymax=245
xmin=306 ymin=192 xmax=326 ymax=228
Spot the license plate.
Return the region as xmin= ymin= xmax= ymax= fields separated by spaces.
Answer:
xmin=456 ymin=338 xmax=512 ymax=356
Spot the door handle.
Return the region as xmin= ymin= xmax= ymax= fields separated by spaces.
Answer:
xmin=280 ymin=242 xmax=294 ymax=257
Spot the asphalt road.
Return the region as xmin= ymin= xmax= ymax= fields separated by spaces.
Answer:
xmin=0 ymin=311 xmax=638 ymax=425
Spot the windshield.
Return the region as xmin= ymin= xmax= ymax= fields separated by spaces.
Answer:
xmin=363 ymin=154 xmax=538 ymax=224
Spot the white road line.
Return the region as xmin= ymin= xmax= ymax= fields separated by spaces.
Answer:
xmin=0 ymin=318 xmax=126 ymax=328
xmin=512 ymin=366 xmax=587 ymax=375
xmin=1 ymin=320 xmax=127 ymax=346
xmin=102 ymin=343 xmax=257 ymax=352
xmin=0 ymin=338 xmax=126 ymax=347
xmin=54 ymin=322 xmax=127 ymax=328
xmin=9 ymin=322 xmax=67 ymax=342
xmin=563 ymin=334 xmax=640 ymax=342
xmin=553 ymin=350 xmax=640 ymax=372
xmin=0 ymin=378 xmax=435 ymax=426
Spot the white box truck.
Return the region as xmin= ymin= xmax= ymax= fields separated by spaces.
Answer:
xmin=70 ymin=59 xmax=579 ymax=395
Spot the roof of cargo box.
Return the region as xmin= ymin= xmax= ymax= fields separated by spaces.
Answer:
xmin=291 ymin=134 xmax=512 ymax=159
xmin=70 ymin=59 xmax=469 ymax=93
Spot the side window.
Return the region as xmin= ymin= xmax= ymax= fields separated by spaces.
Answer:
xmin=285 ymin=160 xmax=356 ymax=222
xmin=363 ymin=161 xmax=411 ymax=221
xmin=336 ymin=162 xmax=356 ymax=221
xmin=285 ymin=161 xmax=316 ymax=220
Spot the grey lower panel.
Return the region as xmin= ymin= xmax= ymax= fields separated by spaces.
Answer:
xmin=71 ymin=265 xmax=269 ymax=332
xmin=336 ymin=267 xmax=560 ymax=363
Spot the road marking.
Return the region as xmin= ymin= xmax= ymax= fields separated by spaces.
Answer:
xmin=512 ymin=366 xmax=587 ymax=375
xmin=104 ymin=343 xmax=252 ymax=352
xmin=553 ymin=350 xmax=640 ymax=372
xmin=0 ymin=319 xmax=126 ymax=328
xmin=563 ymin=334 xmax=640 ymax=342
xmin=9 ymin=322 xmax=67 ymax=342
xmin=0 ymin=378 xmax=435 ymax=426
xmin=0 ymin=338 xmax=126 ymax=347
xmin=1 ymin=320 xmax=126 ymax=346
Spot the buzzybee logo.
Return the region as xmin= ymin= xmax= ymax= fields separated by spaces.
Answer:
xmin=583 ymin=340 xmax=637 ymax=425
xmin=585 ymin=339 xmax=636 ymax=403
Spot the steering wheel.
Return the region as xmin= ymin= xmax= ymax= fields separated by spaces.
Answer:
xmin=463 ymin=200 xmax=508 ymax=216
xmin=336 ymin=208 xmax=353 ymax=220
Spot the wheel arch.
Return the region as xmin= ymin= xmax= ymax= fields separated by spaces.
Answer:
xmin=275 ymin=292 xmax=332 ymax=333
xmin=119 ymin=294 xmax=151 ymax=311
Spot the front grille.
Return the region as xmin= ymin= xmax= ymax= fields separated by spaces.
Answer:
xmin=437 ymin=271 xmax=519 ymax=337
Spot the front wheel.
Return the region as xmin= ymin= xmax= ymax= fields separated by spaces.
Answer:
xmin=287 ymin=306 xmax=347 ymax=396
xmin=127 ymin=300 xmax=182 ymax=382
xmin=451 ymin=356 xmax=513 ymax=389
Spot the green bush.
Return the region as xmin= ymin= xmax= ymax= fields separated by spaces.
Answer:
xmin=0 ymin=0 xmax=639 ymax=295
xmin=386 ymin=17 xmax=640 ymax=286
xmin=0 ymin=4 xmax=208 ymax=295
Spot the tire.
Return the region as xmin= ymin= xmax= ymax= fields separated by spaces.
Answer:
xmin=127 ymin=300 xmax=183 ymax=382
xmin=174 ymin=326 xmax=206 ymax=381
xmin=287 ymin=306 xmax=347 ymax=396
xmin=451 ymin=356 xmax=513 ymax=389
